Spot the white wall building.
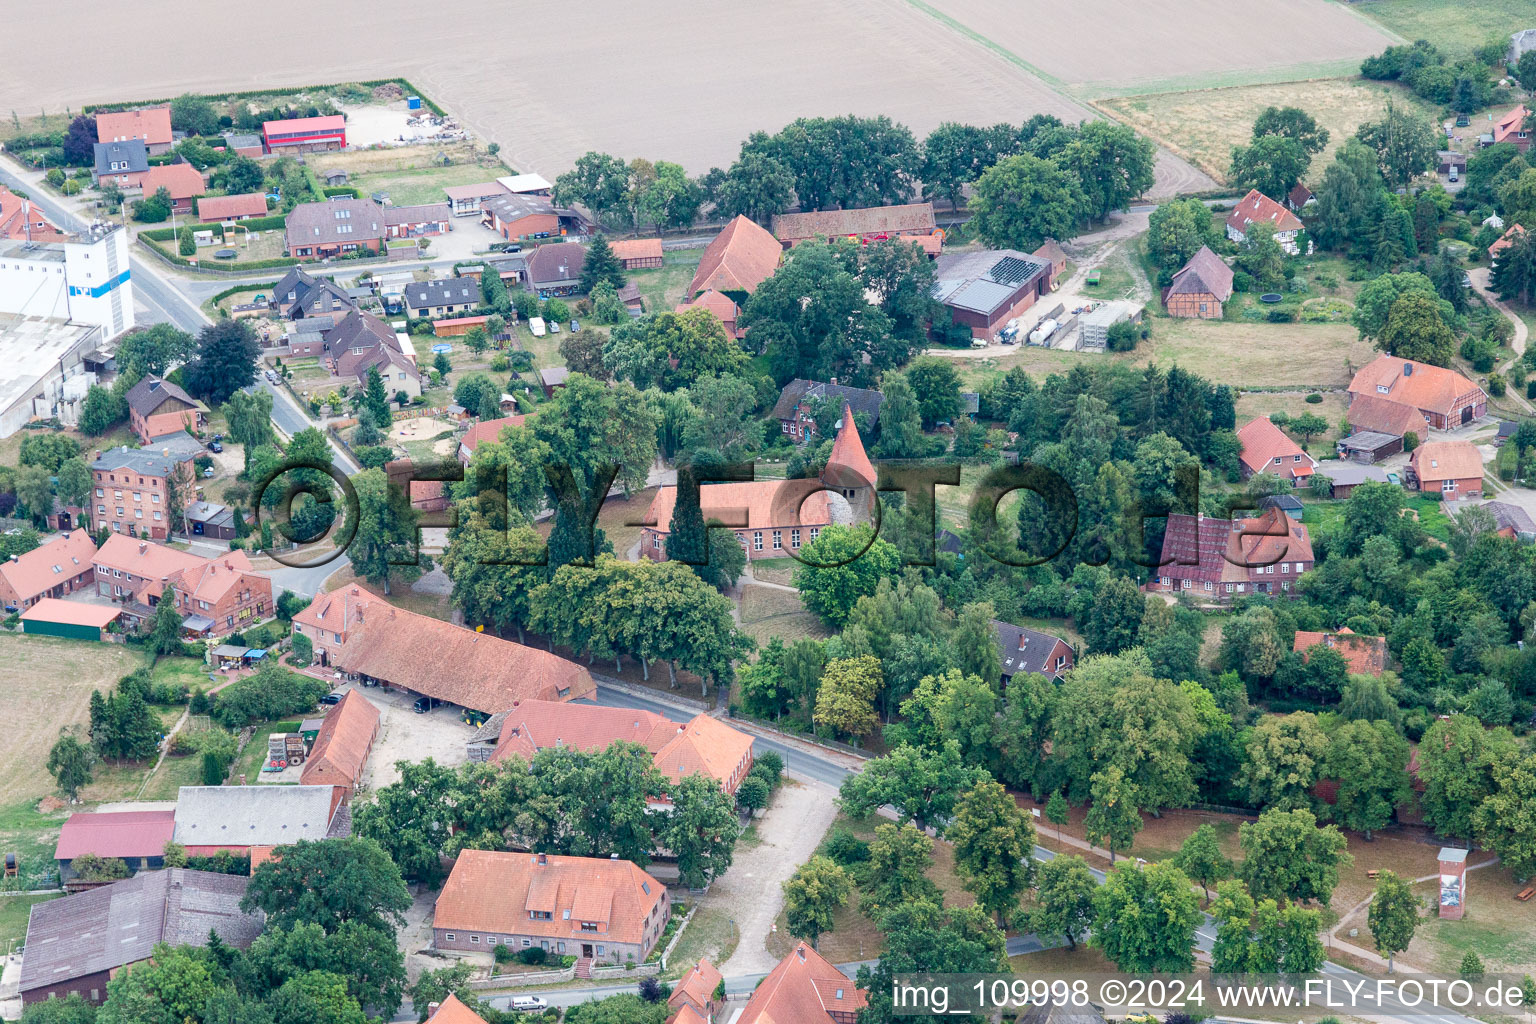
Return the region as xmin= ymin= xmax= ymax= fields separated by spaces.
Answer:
xmin=0 ymin=225 xmax=134 ymax=339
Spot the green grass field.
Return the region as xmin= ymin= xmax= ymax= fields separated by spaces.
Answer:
xmin=0 ymin=893 xmax=61 ymax=952
xmin=1345 ymin=0 xmax=1532 ymax=52
xmin=626 ymin=255 xmax=703 ymax=312
xmin=347 ymin=164 xmax=507 ymax=208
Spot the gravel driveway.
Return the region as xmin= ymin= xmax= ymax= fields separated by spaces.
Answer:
xmin=710 ymin=774 xmax=840 ymax=976
xmin=356 ymin=685 xmax=475 ymax=792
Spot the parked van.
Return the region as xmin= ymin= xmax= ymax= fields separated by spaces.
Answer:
xmin=1029 ymin=318 xmax=1060 ymax=345
xmin=529 ymin=317 xmax=547 ymax=337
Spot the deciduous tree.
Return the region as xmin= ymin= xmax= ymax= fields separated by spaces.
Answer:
xmin=1092 ymin=861 xmax=1201 ymax=973
xmin=949 ymin=779 xmax=1036 ymax=924
xmin=1026 ymin=853 xmax=1096 ymax=949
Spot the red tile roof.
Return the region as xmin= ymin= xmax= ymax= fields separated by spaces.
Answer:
xmin=93 ymin=534 xmax=207 ymax=601
xmin=1 ymin=529 xmax=96 ymax=606
xmin=0 ymin=186 xmax=65 ymax=241
xmin=458 ymin=415 xmax=528 ymax=459
xmin=738 ymin=943 xmax=866 ymax=1024
xmin=676 ymin=290 xmax=742 ymax=337
xmin=95 ymin=106 xmax=172 ymax=147
xmin=822 ymin=402 xmax=876 ymax=490
xmin=1345 ymin=393 xmax=1430 ymax=437
xmin=55 ymin=810 xmax=177 ymax=861
xmin=333 ymin=593 xmax=596 ymax=712
xmin=490 ymin=701 xmax=753 ymax=794
xmin=434 ymin=850 xmax=667 ymax=947
xmin=1409 ymin=440 xmax=1483 ymax=483
xmin=300 ymin=690 xmax=381 ymax=791
xmin=141 ymin=163 xmax=207 ymax=202
xmin=687 ymin=215 xmax=781 ymax=299
xmin=1226 ymin=188 xmax=1302 ymax=236
xmin=1347 ymin=355 xmax=1485 ymax=419
xmin=197 ymin=192 xmax=268 ymax=222
xmin=1493 ymin=105 xmax=1531 ymax=146
xmin=426 ymin=995 xmax=488 ymax=1024
xmin=292 ymin=584 xmax=373 ymax=638
xmin=1490 ymin=223 xmax=1526 ymax=259
xmin=643 ymin=479 xmax=834 ymax=535
xmin=1156 ymin=509 xmax=1314 ymax=585
xmin=771 ymin=203 xmax=936 ymax=243
xmin=1293 ymin=628 xmax=1387 ymax=676
xmin=670 ymin=958 xmax=723 ymax=1018
xmin=165 ymin=550 xmax=265 ymax=607
xmin=611 ymin=238 xmax=664 ymax=262
xmin=1236 ymin=416 xmax=1313 ymax=479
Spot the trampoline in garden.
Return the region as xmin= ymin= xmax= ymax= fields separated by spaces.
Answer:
xmin=1260 ymin=293 xmax=1283 ymax=303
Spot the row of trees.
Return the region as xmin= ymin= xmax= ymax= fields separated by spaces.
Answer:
xmin=355 ymin=749 xmax=754 ymax=888
xmin=552 ymin=114 xmax=1154 ymax=238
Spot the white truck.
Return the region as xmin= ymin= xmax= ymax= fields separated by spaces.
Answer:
xmin=528 ymin=316 xmax=547 ymax=337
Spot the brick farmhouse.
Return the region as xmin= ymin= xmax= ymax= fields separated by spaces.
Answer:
xmin=433 ymin=850 xmax=671 ymax=965
xmin=0 ymin=528 xmax=97 ymax=613
xmin=1347 ymin=355 xmax=1486 ymax=430
xmin=1149 ymin=508 xmax=1315 ymax=602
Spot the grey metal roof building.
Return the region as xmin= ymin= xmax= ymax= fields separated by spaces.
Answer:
xmin=19 ymin=869 xmax=263 ymax=1002
xmin=932 ymin=250 xmax=1051 ymax=317
xmin=403 ymin=278 xmax=479 ymax=309
xmin=142 ymin=432 xmax=205 ymax=461
xmin=91 ymin=445 xmax=177 ymax=478
xmin=172 ymin=785 xmax=350 ymax=847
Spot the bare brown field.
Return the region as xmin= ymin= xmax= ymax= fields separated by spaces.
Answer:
xmin=1101 ymin=79 xmax=1439 ymax=183
xmin=2 ymin=0 xmax=1220 ymax=197
xmin=0 ymin=634 xmax=143 ymax=806
xmin=919 ymin=0 xmax=1393 ymax=93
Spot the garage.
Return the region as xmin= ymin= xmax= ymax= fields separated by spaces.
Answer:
xmin=20 ymin=599 xmax=123 ymax=641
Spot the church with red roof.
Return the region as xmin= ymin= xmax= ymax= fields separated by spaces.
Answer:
xmin=641 ymin=402 xmax=875 ymax=561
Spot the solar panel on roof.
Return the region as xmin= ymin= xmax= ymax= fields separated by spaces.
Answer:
xmin=989 ymin=256 xmax=1036 ymax=285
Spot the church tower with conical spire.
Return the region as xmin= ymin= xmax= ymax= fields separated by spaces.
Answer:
xmin=819 ymin=401 xmax=875 ymax=519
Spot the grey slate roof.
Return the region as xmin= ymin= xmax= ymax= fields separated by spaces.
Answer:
xmin=172 ymin=785 xmax=347 ymax=846
xmin=19 ymin=869 xmax=263 ymax=994
xmin=1315 ymin=461 xmax=1390 ymax=487
xmin=93 ymin=445 xmax=177 ymax=477
xmin=143 ymin=432 xmax=206 ymax=461
xmin=992 ymin=620 xmax=1072 ymax=680
xmin=1480 ymin=500 xmax=1536 ymax=535
xmin=403 ymin=278 xmax=479 ymax=308
xmin=125 ymin=376 xmax=198 ymax=418
xmin=185 ymin=501 xmax=234 ymax=529
xmin=93 ymin=139 xmax=149 ymax=176
xmin=770 ymin=379 xmax=885 ymax=424
xmin=525 ymin=242 xmax=587 ymax=288
xmin=285 ymin=198 xmax=384 ymax=250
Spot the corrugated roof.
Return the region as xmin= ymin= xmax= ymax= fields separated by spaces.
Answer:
xmin=19 ymin=869 xmax=262 ymax=994
xmin=54 ymin=809 xmax=176 ymax=861
xmin=21 ymin=598 xmax=120 ymax=629
xmin=172 ymin=785 xmax=342 ymax=847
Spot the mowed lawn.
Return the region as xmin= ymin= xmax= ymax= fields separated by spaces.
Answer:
xmin=1100 ymin=78 xmax=1437 ymax=183
xmin=738 ymin=584 xmax=830 ymax=647
xmin=1348 ymin=0 xmax=1535 ymax=52
xmin=0 ymin=634 xmax=143 ymax=807
xmin=1134 ymin=319 xmax=1375 ymax=390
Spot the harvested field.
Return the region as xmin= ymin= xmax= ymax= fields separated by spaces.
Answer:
xmin=917 ymin=0 xmax=1393 ymax=94
xmin=739 ymin=585 xmax=831 ymax=647
xmin=1100 ymin=78 xmax=1438 ymax=183
xmin=0 ymin=634 xmax=143 ymax=807
xmin=4 ymin=0 xmax=1213 ymax=197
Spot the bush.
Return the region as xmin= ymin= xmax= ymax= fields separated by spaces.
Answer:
xmin=494 ymin=944 xmax=516 ymax=963
xmin=826 ymin=826 xmax=871 ymax=865
xmin=750 ymin=750 xmax=783 ymax=787
xmin=1304 ymin=393 xmax=1322 ymax=404
xmin=290 ymin=630 xmax=313 ymax=667
xmin=517 ymin=947 xmax=548 ymax=966
xmin=1232 ymin=270 xmax=1254 ymax=293
xmin=208 ymin=662 xmax=329 ymax=727
xmin=1265 ymin=308 xmax=1297 ymax=323
xmin=1488 ymin=372 xmax=1506 ymax=397
xmin=1105 ymin=319 xmax=1140 ymax=352
xmin=508 ymin=350 xmax=534 ymax=373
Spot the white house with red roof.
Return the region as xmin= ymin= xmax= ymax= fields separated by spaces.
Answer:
xmin=1237 ymin=416 xmax=1316 ymax=486
xmin=1226 ymin=189 xmax=1305 ymax=254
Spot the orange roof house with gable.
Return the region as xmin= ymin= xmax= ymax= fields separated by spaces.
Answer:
xmin=95 ymin=106 xmax=173 ymax=152
xmin=1408 ymin=440 xmax=1484 ymax=499
xmin=300 ymin=690 xmax=381 ymax=800
xmin=425 ymin=995 xmax=488 ymax=1024
xmin=456 ymin=414 xmax=527 ymax=466
xmin=610 ymin=237 xmax=664 ymax=269
xmin=0 ymin=528 xmax=97 ymax=613
xmin=433 ymin=850 xmax=671 ymax=964
xmin=738 ymin=942 xmax=866 ymax=1024
xmin=1489 ymin=223 xmax=1526 ymax=260
xmin=641 ymin=402 xmax=874 ymax=561
xmin=1237 ymin=416 xmax=1315 ymax=486
xmin=1347 ymin=355 xmax=1486 ymax=430
xmin=1492 ymin=105 xmax=1531 ymax=153
xmin=92 ymin=534 xmax=271 ymax=636
xmin=292 ymin=584 xmax=595 ymax=711
xmin=1225 ymin=189 xmax=1304 ymax=254
xmin=140 ymin=163 xmax=207 ymax=215
xmin=474 ymin=699 xmax=754 ymax=797
xmin=1149 ymin=507 xmax=1315 ymax=603
xmin=0 ymin=186 xmax=65 ymax=242
xmin=676 ymin=290 xmax=743 ymax=339
xmin=1293 ymin=627 xmax=1388 ymax=676
xmin=669 ymin=958 xmax=723 ymax=1024
xmin=686 ymin=215 xmax=781 ymax=303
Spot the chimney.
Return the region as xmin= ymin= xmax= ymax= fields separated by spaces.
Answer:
xmin=427 ymin=1005 xmax=441 ymax=1018
xmin=94 ymin=450 xmax=101 ymax=460
xmin=8 ymin=555 xmax=17 ymax=563
xmin=796 ymin=946 xmax=806 ymax=962
xmin=536 ymin=853 xmax=548 ymax=866
xmin=1017 ymin=635 xmax=1027 ymax=651
xmin=138 ymin=542 xmax=147 ymax=555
